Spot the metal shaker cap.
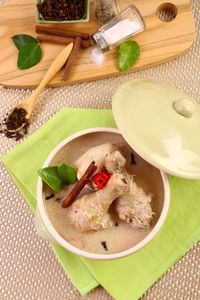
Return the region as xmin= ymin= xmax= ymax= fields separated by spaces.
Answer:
xmin=92 ymin=31 xmax=109 ymax=52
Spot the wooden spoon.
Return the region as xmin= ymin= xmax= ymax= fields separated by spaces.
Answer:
xmin=6 ymin=43 xmax=73 ymax=132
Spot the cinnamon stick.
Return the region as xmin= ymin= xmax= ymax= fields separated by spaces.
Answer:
xmin=36 ymin=25 xmax=90 ymax=40
xmin=37 ymin=34 xmax=74 ymax=45
xmin=81 ymin=39 xmax=94 ymax=48
xmin=62 ymin=37 xmax=81 ymax=81
xmin=62 ymin=161 xmax=97 ymax=208
xmin=37 ymin=34 xmax=92 ymax=49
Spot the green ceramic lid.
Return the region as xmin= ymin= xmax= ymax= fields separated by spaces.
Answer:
xmin=112 ymin=79 xmax=200 ymax=179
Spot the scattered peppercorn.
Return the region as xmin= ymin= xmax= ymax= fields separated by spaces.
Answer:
xmin=0 ymin=108 xmax=29 ymax=140
xmin=37 ymin=0 xmax=86 ymax=21
xmin=45 ymin=193 xmax=55 ymax=200
xmin=5 ymin=108 xmax=27 ymax=131
xmin=56 ymin=197 xmax=62 ymax=203
xmin=101 ymin=241 xmax=108 ymax=251
xmin=130 ymin=152 xmax=136 ymax=165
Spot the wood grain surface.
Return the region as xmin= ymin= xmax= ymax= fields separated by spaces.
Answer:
xmin=0 ymin=0 xmax=195 ymax=88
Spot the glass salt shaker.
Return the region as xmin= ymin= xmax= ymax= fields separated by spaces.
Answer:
xmin=94 ymin=0 xmax=120 ymax=25
xmin=92 ymin=4 xmax=145 ymax=52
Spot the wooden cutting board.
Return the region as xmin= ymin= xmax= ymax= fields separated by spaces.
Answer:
xmin=0 ymin=0 xmax=195 ymax=88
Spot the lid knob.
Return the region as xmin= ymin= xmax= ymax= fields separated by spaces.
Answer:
xmin=173 ymin=98 xmax=195 ymax=118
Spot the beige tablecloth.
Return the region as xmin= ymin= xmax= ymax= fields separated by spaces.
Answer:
xmin=0 ymin=1 xmax=200 ymax=299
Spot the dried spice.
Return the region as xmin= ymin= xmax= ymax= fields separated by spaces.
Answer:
xmin=62 ymin=37 xmax=81 ymax=80
xmin=45 ymin=193 xmax=55 ymax=200
xmin=0 ymin=108 xmax=29 ymax=140
xmin=37 ymin=33 xmax=93 ymax=48
xmin=35 ymin=25 xmax=93 ymax=50
xmin=95 ymin=0 xmax=118 ymax=25
xmin=56 ymin=197 xmax=62 ymax=203
xmin=37 ymin=0 xmax=86 ymax=21
xmin=37 ymin=33 xmax=93 ymax=49
xmin=130 ymin=152 xmax=136 ymax=165
xmin=5 ymin=108 xmax=27 ymax=131
xmin=35 ymin=25 xmax=90 ymax=40
xmin=101 ymin=241 xmax=108 ymax=251
xmin=62 ymin=161 xmax=97 ymax=208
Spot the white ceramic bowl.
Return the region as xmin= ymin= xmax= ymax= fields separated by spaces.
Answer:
xmin=36 ymin=128 xmax=170 ymax=260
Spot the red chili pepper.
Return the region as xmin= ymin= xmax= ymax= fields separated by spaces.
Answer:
xmin=91 ymin=170 xmax=111 ymax=190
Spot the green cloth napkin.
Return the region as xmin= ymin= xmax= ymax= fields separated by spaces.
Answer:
xmin=2 ymin=108 xmax=200 ymax=300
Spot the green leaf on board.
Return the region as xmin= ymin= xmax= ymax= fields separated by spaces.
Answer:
xmin=118 ymin=41 xmax=140 ymax=73
xmin=17 ymin=42 xmax=42 ymax=69
xmin=12 ymin=34 xmax=38 ymax=50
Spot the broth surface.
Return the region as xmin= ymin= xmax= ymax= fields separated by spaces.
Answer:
xmin=44 ymin=132 xmax=164 ymax=254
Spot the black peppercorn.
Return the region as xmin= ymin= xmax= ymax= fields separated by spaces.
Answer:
xmin=37 ymin=0 xmax=86 ymax=21
xmin=0 ymin=108 xmax=29 ymax=140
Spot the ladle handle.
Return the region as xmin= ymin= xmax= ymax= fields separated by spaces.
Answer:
xmin=27 ymin=43 xmax=73 ymax=104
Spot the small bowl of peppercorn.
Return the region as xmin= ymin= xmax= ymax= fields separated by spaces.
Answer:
xmin=36 ymin=0 xmax=90 ymax=24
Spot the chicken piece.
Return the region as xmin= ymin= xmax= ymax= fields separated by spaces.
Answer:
xmin=104 ymin=150 xmax=126 ymax=174
xmin=115 ymin=177 xmax=153 ymax=228
xmin=68 ymin=172 xmax=131 ymax=232
xmin=74 ymin=143 xmax=116 ymax=179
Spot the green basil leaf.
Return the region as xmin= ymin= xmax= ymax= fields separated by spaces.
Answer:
xmin=38 ymin=166 xmax=63 ymax=192
xmin=17 ymin=43 xmax=42 ymax=70
xmin=118 ymin=41 xmax=140 ymax=73
xmin=58 ymin=163 xmax=77 ymax=185
xmin=12 ymin=34 xmax=38 ymax=50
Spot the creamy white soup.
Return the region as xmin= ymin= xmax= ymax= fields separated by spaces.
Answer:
xmin=44 ymin=132 xmax=164 ymax=254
